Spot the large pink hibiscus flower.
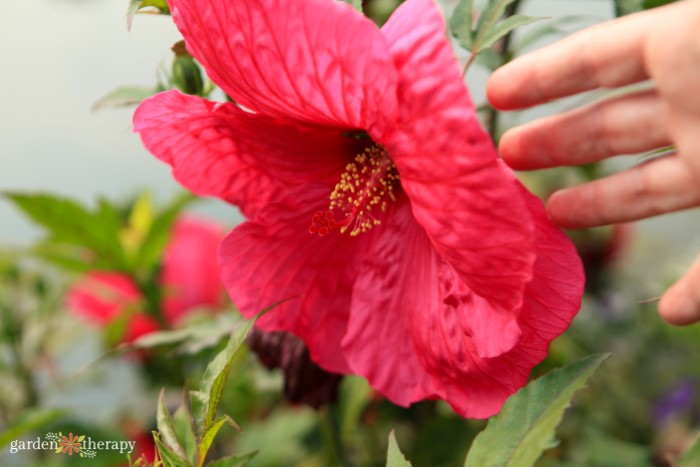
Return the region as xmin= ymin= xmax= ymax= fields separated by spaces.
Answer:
xmin=134 ymin=0 xmax=584 ymax=418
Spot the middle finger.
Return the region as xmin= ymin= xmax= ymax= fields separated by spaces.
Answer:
xmin=499 ymin=89 xmax=672 ymax=170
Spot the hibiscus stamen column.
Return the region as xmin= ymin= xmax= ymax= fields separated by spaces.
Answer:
xmin=309 ymin=146 xmax=399 ymax=237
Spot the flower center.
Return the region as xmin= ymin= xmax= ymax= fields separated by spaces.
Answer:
xmin=309 ymin=145 xmax=399 ymax=237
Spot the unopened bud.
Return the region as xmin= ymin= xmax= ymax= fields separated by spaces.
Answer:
xmin=171 ymin=48 xmax=204 ymax=96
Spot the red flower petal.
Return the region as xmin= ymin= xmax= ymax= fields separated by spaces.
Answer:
xmin=161 ymin=217 xmax=226 ymax=322
xmin=67 ymin=272 xmax=140 ymax=324
xmin=416 ymin=188 xmax=584 ymax=418
xmin=219 ymin=183 xmax=376 ymax=374
xmin=343 ymin=183 xmax=582 ymax=418
xmin=168 ymin=0 xmax=398 ymax=130
xmin=134 ymin=91 xmax=358 ymax=219
xmin=341 ymin=196 xmax=443 ymax=405
xmin=341 ymin=195 xmax=524 ymax=412
xmin=379 ymin=0 xmax=535 ymax=350
xmin=67 ymin=272 xmax=162 ymax=343
xmin=123 ymin=314 xmax=162 ymax=343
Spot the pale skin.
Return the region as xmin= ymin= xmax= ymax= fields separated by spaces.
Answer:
xmin=487 ymin=0 xmax=700 ymax=325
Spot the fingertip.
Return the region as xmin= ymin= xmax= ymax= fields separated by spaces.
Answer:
xmin=498 ymin=129 xmax=529 ymax=170
xmin=486 ymin=68 xmax=514 ymax=111
xmin=487 ymin=57 xmax=543 ymax=110
xmin=545 ymin=189 xmax=583 ymax=229
xmin=545 ymin=191 xmax=566 ymax=224
xmin=658 ymin=280 xmax=700 ymax=326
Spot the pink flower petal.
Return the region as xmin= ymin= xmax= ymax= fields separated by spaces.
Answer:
xmin=161 ymin=217 xmax=226 ymax=322
xmin=123 ymin=314 xmax=162 ymax=343
xmin=416 ymin=188 xmax=584 ymax=418
xmin=134 ymin=91 xmax=357 ymax=218
xmin=341 ymin=196 xmax=443 ymax=406
xmin=343 ymin=183 xmax=582 ymax=418
xmin=379 ymin=0 xmax=535 ymax=351
xmin=67 ymin=272 xmax=163 ymax=344
xmin=219 ymin=183 xmax=376 ymax=374
xmin=168 ymin=0 xmax=398 ymax=130
xmin=67 ymin=272 xmax=141 ymax=324
xmin=341 ymin=196 xmax=522 ymax=412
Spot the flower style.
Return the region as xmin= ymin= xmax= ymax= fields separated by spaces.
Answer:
xmin=133 ymin=0 xmax=584 ymax=417
xmin=67 ymin=217 xmax=225 ymax=343
xmin=58 ymin=433 xmax=83 ymax=456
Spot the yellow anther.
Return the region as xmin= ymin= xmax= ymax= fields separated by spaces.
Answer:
xmin=315 ymin=145 xmax=400 ymax=236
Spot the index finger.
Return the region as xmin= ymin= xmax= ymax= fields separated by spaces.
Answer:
xmin=486 ymin=4 xmax=674 ymax=110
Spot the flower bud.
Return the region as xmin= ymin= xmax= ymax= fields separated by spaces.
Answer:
xmin=171 ymin=43 xmax=204 ymax=96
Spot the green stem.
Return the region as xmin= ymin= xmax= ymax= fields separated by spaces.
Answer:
xmin=486 ymin=0 xmax=523 ymax=143
xmin=321 ymin=404 xmax=351 ymax=467
xmin=461 ymin=52 xmax=477 ymax=78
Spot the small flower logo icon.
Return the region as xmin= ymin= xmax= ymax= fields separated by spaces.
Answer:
xmin=57 ymin=433 xmax=84 ymax=455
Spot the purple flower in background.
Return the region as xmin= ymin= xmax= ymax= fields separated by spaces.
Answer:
xmin=653 ymin=379 xmax=696 ymax=426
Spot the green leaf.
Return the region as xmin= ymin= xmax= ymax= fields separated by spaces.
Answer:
xmin=205 ymin=450 xmax=258 ymax=467
xmin=31 ymin=242 xmax=93 ymax=273
xmin=514 ymin=15 xmax=589 ymax=53
xmin=574 ymin=426 xmax=653 ymax=466
xmin=189 ymin=390 xmax=208 ymax=436
xmin=198 ymin=415 xmax=239 ymax=465
xmin=200 ymin=319 xmax=257 ymax=432
xmin=133 ymin=192 xmax=195 ymax=271
xmin=464 ymin=354 xmax=610 ymax=467
xmin=111 ymin=314 xmax=240 ymax=357
xmin=93 ymin=85 xmax=163 ymax=111
xmin=386 ymin=430 xmax=412 ymax=467
xmin=4 ymin=192 xmax=90 ymax=241
xmin=449 ymin=0 xmax=474 ymax=51
xmin=473 ymin=0 xmax=518 ymax=52
xmin=153 ymin=432 xmax=192 ymax=467
xmin=173 ymin=399 xmax=198 ymax=464
xmin=3 ymin=192 xmax=126 ymax=270
xmin=679 ymin=434 xmax=700 ymax=467
xmin=474 ymin=48 xmax=504 ymax=71
xmin=479 ymin=15 xmax=548 ymax=50
xmin=451 ymin=0 xmax=544 ymax=59
xmin=617 ymin=0 xmax=675 ymax=15
xmin=96 ymin=197 xmax=124 ymax=238
xmin=643 ymin=0 xmax=677 ymax=7
xmin=127 ymin=0 xmax=171 ymax=29
xmin=0 ymin=408 xmax=66 ymax=448
xmin=129 ymin=328 xmax=192 ymax=349
xmin=341 ymin=0 xmax=363 ymax=13
xmin=157 ymin=389 xmax=189 ymax=460
xmin=613 ymin=0 xmax=645 ymax=16
xmin=189 ymin=303 xmax=287 ymax=444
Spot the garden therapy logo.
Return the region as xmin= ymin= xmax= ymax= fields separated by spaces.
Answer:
xmin=8 ymin=432 xmax=136 ymax=458
xmin=46 ymin=432 xmax=96 ymax=458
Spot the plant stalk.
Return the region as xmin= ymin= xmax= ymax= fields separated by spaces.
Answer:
xmin=486 ymin=0 xmax=523 ymax=143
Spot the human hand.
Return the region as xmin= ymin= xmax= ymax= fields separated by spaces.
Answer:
xmin=486 ymin=0 xmax=700 ymax=325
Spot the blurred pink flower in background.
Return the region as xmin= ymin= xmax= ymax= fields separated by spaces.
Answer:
xmin=67 ymin=217 xmax=225 ymax=343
